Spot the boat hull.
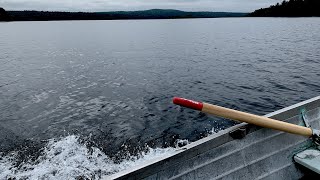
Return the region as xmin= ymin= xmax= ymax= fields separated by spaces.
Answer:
xmin=108 ymin=96 xmax=320 ymax=180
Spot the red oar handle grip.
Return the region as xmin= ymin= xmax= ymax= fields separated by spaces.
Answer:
xmin=173 ymin=97 xmax=203 ymax=111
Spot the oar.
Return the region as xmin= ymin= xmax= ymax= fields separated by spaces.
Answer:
xmin=173 ymin=97 xmax=320 ymax=140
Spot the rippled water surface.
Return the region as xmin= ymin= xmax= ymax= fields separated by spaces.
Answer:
xmin=1 ymin=18 xmax=320 ymax=179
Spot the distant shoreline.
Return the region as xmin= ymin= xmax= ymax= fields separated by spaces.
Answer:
xmin=1 ymin=9 xmax=248 ymax=22
xmin=2 ymin=0 xmax=320 ymax=22
xmin=3 ymin=16 xmax=248 ymax=22
xmin=249 ymin=0 xmax=320 ymax=17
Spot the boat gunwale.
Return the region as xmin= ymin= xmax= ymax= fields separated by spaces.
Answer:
xmin=107 ymin=96 xmax=320 ymax=180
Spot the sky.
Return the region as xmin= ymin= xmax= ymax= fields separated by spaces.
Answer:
xmin=1 ymin=0 xmax=283 ymax=12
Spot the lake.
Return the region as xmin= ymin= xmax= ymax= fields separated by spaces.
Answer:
xmin=1 ymin=18 xmax=320 ymax=179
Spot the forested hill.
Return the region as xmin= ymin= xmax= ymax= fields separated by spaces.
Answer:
xmin=249 ymin=0 xmax=320 ymax=17
xmin=0 ymin=7 xmax=9 ymax=21
xmin=0 ymin=8 xmax=247 ymax=21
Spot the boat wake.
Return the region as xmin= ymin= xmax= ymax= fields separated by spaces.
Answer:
xmin=0 ymin=135 xmax=176 ymax=180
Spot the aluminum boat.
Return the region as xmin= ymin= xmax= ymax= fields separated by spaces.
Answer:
xmin=107 ymin=96 xmax=320 ymax=179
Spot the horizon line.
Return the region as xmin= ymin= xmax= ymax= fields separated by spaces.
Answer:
xmin=3 ymin=8 xmax=250 ymax=14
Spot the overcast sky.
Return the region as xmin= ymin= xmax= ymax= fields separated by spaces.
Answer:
xmin=1 ymin=0 xmax=283 ymax=12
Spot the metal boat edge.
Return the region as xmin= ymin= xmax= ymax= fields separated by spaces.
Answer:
xmin=106 ymin=96 xmax=320 ymax=180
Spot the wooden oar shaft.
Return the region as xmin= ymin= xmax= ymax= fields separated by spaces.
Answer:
xmin=202 ymin=102 xmax=312 ymax=136
xmin=173 ymin=97 xmax=312 ymax=137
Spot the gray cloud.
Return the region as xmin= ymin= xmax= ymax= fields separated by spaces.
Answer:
xmin=0 ymin=0 xmax=283 ymax=12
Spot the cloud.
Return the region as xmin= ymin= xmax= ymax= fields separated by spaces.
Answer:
xmin=0 ymin=0 xmax=283 ymax=12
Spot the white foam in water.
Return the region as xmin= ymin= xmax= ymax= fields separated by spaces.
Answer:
xmin=32 ymin=92 xmax=49 ymax=103
xmin=0 ymin=135 xmax=176 ymax=180
xmin=211 ymin=126 xmax=224 ymax=134
xmin=175 ymin=139 xmax=190 ymax=148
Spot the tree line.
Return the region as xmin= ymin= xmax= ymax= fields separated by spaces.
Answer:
xmin=0 ymin=8 xmax=246 ymax=21
xmin=249 ymin=0 xmax=320 ymax=17
xmin=0 ymin=7 xmax=10 ymax=21
xmin=2 ymin=0 xmax=319 ymax=21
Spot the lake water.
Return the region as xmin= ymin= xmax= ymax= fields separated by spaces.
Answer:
xmin=1 ymin=18 xmax=320 ymax=179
